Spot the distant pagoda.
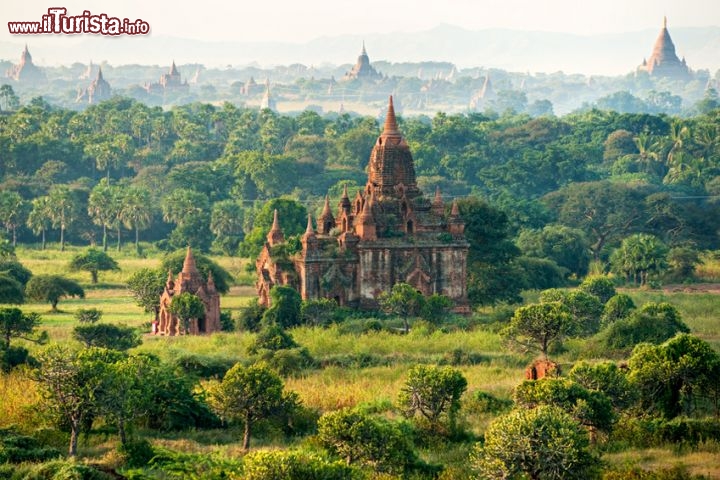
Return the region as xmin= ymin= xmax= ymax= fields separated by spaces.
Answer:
xmin=343 ymin=42 xmax=382 ymax=81
xmin=76 ymin=67 xmax=112 ymax=105
xmin=5 ymin=45 xmax=45 ymax=83
xmin=637 ymin=17 xmax=691 ymax=81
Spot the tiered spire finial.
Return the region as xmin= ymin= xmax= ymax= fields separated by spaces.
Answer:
xmin=382 ymin=96 xmax=400 ymax=137
xmin=182 ymin=246 xmax=199 ymax=274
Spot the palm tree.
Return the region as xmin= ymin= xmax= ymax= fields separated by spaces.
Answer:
xmin=27 ymin=196 xmax=52 ymax=250
xmin=119 ymin=186 xmax=153 ymax=253
xmin=47 ymin=186 xmax=78 ymax=252
xmin=88 ymin=179 xmax=119 ymax=252
xmin=0 ymin=191 xmax=27 ymax=247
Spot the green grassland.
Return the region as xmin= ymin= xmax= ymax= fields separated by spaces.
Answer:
xmin=2 ymin=248 xmax=720 ymax=478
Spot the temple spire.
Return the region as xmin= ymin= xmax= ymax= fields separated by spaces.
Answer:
xmin=322 ymin=195 xmax=331 ymax=216
xmin=382 ymin=96 xmax=400 ymax=137
xmin=663 ymin=15 xmax=667 ymax=29
xmin=305 ymin=213 xmax=315 ymax=235
xmin=267 ymin=209 xmax=285 ymax=246
xmin=361 ymin=41 xmax=367 ymax=56
xmin=182 ymin=246 xmax=199 ymax=274
xmin=97 ymin=67 xmax=104 ymax=81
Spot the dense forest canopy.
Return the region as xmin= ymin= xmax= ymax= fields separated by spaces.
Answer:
xmin=1 ymin=93 xmax=718 ymax=265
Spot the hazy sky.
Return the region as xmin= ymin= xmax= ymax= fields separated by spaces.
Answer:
xmin=3 ymin=0 xmax=719 ymax=43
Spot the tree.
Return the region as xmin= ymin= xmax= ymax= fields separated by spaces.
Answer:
xmin=0 ymin=191 xmax=26 ymax=247
xmin=168 ymin=292 xmax=205 ymax=335
xmin=378 ymin=283 xmax=425 ymax=334
xmin=610 ymin=234 xmax=669 ymax=286
xmin=568 ymin=361 xmax=636 ymax=411
xmin=398 ymin=364 xmax=467 ymax=435
xmin=300 ymin=298 xmax=338 ymax=327
xmin=73 ymin=324 xmax=141 ymax=351
xmin=210 ymin=199 xmax=244 ymax=255
xmin=513 ymin=378 xmax=615 ymax=434
xmin=666 ymin=246 xmax=702 ymax=281
xmin=317 ymin=408 xmax=417 ymax=473
xmin=47 ymin=185 xmax=79 ymax=252
xmin=600 ymin=294 xmax=636 ymax=328
xmin=628 ymin=334 xmax=720 ymax=418
xmin=420 ymin=294 xmax=453 ymax=324
xmin=119 ymin=186 xmax=153 ymax=253
xmin=517 ymin=225 xmax=591 ymax=278
xmin=540 ymin=289 xmax=603 ymax=336
xmin=27 ymin=196 xmax=52 ymax=250
xmin=74 ymin=308 xmax=102 ymax=324
xmin=0 ymin=273 xmax=24 ymax=305
xmin=262 ymin=286 xmax=302 ymax=329
xmin=69 ymin=248 xmax=120 ymax=284
xmin=0 ymin=307 xmax=45 ymax=350
xmin=25 ymin=275 xmax=85 ymax=311
xmin=161 ymin=249 xmax=232 ymax=294
xmin=33 ymin=346 xmax=109 ymax=456
xmin=208 ymin=363 xmax=296 ymax=451
xmin=161 ymin=189 xmax=212 ymax=251
xmin=504 ymin=302 xmax=574 ymax=358
xmin=472 ymin=405 xmax=599 ymax=480
xmin=126 ymin=267 xmax=166 ymax=323
xmin=544 ymin=181 xmax=648 ymax=260
xmin=456 ymin=196 xmax=523 ymax=306
xmin=88 ymin=180 xmax=120 ymax=252
xmin=0 ymin=84 xmax=20 ymax=111
xmin=239 ymin=198 xmax=308 ymax=258
xmin=0 ymin=258 xmax=33 ymax=287
xmin=602 ymin=301 xmax=689 ymax=350
xmin=578 ymin=275 xmax=617 ymax=304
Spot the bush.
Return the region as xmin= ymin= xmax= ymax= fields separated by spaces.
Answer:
xmin=579 ymin=275 xmax=617 ymax=304
xmin=242 ymin=450 xmax=358 ymax=480
xmin=601 ymin=302 xmax=689 ymax=350
xmin=219 ymin=309 xmax=234 ymax=332
xmin=0 ymin=428 xmax=61 ymax=464
xmin=1 ymin=345 xmax=35 ymax=372
xmin=256 ymin=347 xmax=316 ymax=377
xmin=174 ymin=354 xmax=236 ymax=379
xmin=16 ymin=459 xmax=115 ymax=479
xmin=603 ymin=465 xmax=708 ymax=480
xmin=118 ymin=438 xmax=155 ymax=468
xmin=74 ymin=308 xmax=102 ymax=324
xmin=600 ymin=293 xmax=636 ymax=328
xmin=439 ymin=348 xmax=488 ymax=366
xmin=72 ymin=323 xmax=141 ymax=351
xmin=237 ymin=303 xmax=266 ymax=332
xmin=464 ymin=391 xmax=513 ymax=416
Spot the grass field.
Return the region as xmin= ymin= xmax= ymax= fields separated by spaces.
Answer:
xmin=3 ymin=247 xmax=720 ymax=478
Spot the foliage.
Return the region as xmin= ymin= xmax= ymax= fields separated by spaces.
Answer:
xmin=600 ymin=293 xmax=636 ymax=328
xmin=239 ymin=198 xmax=308 ymax=258
xmin=398 ymin=364 xmax=467 ymax=435
xmin=74 ymin=308 xmax=102 ymax=323
xmin=628 ymin=334 xmax=720 ymax=419
xmin=241 ymin=450 xmax=358 ymax=480
xmin=456 ymin=196 xmax=523 ymax=306
xmin=503 ymin=302 xmax=574 ymax=358
xmin=0 ymin=427 xmax=61 ymax=464
xmin=516 ymin=256 xmax=569 ymax=290
xmin=25 ymin=275 xmax=85 ymax=311
xmin=161 ymin=249 xmax=232 ymax=294
xmin=72 ymin=323 xmax=141 ymax=351
xmin=568 ymin=361 xmax=636 ymax=411
xmin=168 ymin=292 xmax=206 ymax=334
xmin=420 ymin=294 xmax=453 ymax=324
xmin=513 ymin=378 xmax=616 ymax=433
xmin=610 ymin=234 xmax=669 ymax=286
xmin=602 ymin=302 xmax=690 ymax=350
xmin=262 ymin=285 xmax=302 ymax=329
xmin=378 ymin=282 xmax=425 ymax=333
xmin=248 ymin=323 xmax=299 ymax=354
xmin=237 ymin=302 xmax=266 ymax=332
xmin=317 ymin=408 xmax=418 ymax=473
xmin=540 ymin=288 xmax=604 ymax=336
xmin=69 ymin=248 xmax=120 ymax=284
xmin=0 ymin=258 xmax=33 ymax=286
xmin=472 ymin=405 xmax=599 ymax=480
xmin=579 ymin=275 xmax=617 ymax=304
xmin=666 ymin=246 xmax=702 ymax=281
xmin=300 ymin=297 xmax=338 ymax=327
xmin=0 ymin=307 xmax=45 ymax=350
xmin=208 ymin=362 xmax=297 ymax=450
xmin=517 ymin=225 xmax=591 ymax=278
xmin=0 ymin=272 xmax=24 ymax=305
xmin=126 ymin=267 xmax=166 ymax=321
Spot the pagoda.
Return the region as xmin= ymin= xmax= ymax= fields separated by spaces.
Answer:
xmin=256 ymin=97 xmax=469 ymax=312
xmin=637 ymin=17 xmax=691 ymax=80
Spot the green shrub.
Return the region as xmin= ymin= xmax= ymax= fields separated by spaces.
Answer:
xmin=1 ymin=345 xmax=35 ymax=372
xmin=600 ymin=293 xmax=636 ymax=328
xmin=602 ymin=302 xmax=689 ymax=350
xmin=72 ymin=323 xmax=141 ymax=351
xmin=579 ymin=275 xmax=617 ymax=304
xmin=173 ymin=354 xmax=236 ymax=379
xmin=603 ymin=465 xmax=708 ymax=480
xmin=256 ymin=347 xmax=316 ymax=377
xmin=18 ymin=460 xmax=114 ymax=479
xmin=118 ymin=438 xmax=155 ymax=468
xmin=439 ymin=348 xmax=488 ymax=366
xmin=219 ymin=309 xmax=235 ymax=332
xmin=237 ymin=303 xmax=266 ymax=332
xmin=73 ymin=308 xmax=102 ymax=324
xmin=0 ymin=428 xmax=61 ymax=464
xmin=242 ymin=450 xmax=358 ymax=480
xmin=464 ymin=391 xmax=513 ymax=416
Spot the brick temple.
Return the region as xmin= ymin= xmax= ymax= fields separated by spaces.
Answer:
xmin=256 ymin=96 xmax=469 ymax=312
xmin=637 ymin=17 xmax=691 ymax=81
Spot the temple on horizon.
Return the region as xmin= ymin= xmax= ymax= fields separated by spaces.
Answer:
xmin=255 ymin=96 xmax=469 ymax=312
xmin=637 ymin=17 xmax=691 ymax=81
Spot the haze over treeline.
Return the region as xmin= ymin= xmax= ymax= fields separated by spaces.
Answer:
xmin=2 ymin=24 xmax=720 ymax=75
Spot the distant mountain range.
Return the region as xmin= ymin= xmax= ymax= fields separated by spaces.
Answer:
xmin=2 ymin=24 xmax=719 ymax=76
